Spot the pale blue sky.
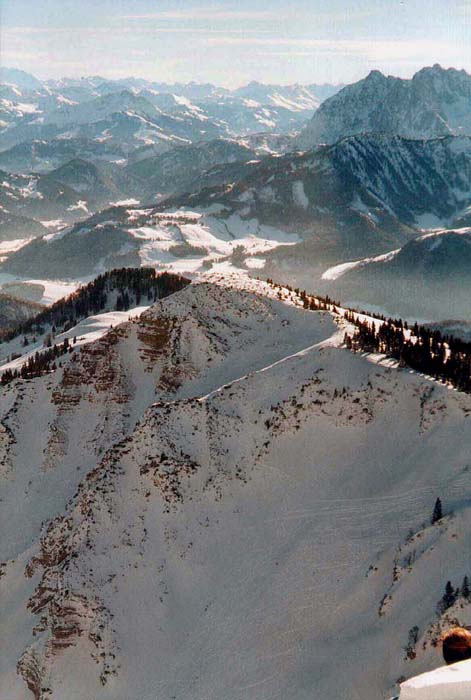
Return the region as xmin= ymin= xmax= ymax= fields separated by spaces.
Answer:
xmin=1 ymin=0 xmax=470 ymax=86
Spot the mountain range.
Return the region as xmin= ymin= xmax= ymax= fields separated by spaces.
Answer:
xmin=0 ymin=69 xmax=341 ymax=155
xmin=2 ymin=64 xmax=471 ymax=312
xmin=5 ymin=131 xmax=471 ymax=310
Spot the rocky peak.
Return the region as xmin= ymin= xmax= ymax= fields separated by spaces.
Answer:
xmin=297 ymin=65 xmax=471 ymax=148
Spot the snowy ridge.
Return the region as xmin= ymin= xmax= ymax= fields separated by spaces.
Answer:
xmin=322 ymin=249 xmax=401 ymax=281
xmin=1 ymin=273 xmax=471 ymax=699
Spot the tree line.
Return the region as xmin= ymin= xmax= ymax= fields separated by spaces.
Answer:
xmin=438 ymin=576 xmax=471 ymax=614
xmin=1 ymin=337 xmax=72 ymax=385
xmin=2 ymin=268 xmax=190 ymax=343
xmin=264 ymin=278 xmax=471 ymax=394
xmin=0 ymin=269 xmax=190 ymax=386
xmin=343 ymin=313 xmax=471 ymax=393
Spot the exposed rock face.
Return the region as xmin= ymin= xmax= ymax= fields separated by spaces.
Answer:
xmin=297 ymin=65 xmax=471 ymax=148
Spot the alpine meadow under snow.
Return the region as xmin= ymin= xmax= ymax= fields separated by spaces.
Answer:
xmin=1 ymin=56 xmax=471 ymax=700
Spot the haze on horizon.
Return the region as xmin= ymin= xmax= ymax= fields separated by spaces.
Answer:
xmin=0 ymin=0 xmax=470 ymax=87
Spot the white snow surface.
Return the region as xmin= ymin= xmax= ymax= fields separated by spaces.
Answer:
xmin=322 ymin=248 xmax=401 ymax=280
xmin=125 ymin=209 xmax=300 ymax=272
xmin=0 ymin=238 xmax=32 ymax=254
xmin=0 ymin=306 xmax=149 ymax=373
xmin=400 ymin=660 xmax=471 ymax=699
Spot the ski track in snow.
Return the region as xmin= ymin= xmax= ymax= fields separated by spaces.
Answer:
xmin=196 ymin=329 xmax=344 ymax=403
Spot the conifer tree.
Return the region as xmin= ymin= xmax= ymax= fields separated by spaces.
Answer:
xmin=442 ymin=580 xmax=457 ymax=610
xmin=462 ymin=575 xmax=470 ymax=599
xmin=431 ymin=497 xmax=443 ymax=524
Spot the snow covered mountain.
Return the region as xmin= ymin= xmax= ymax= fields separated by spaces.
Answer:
xmin=0 ymin=159 xmax=142 ymax=227
xmin=0 ymin=139 xmax=261 ymax=248
xmin=0 ymin=168 xmax=91 ymax=224
xmin=192 ymin=132 xmax=471 ymax=285
xmin=0 ymin=138 xmax=127 ymax=175
xmin=0 ymin=90 xmax=223 ymax=154
xmin=233 ymin=81 xmax=336 ymax=111
xmin=0 ymin=70 xmax=341 ymax=160
xmin=0 ymin=67 xmax=43 ymax=91
xmin=124 ymin=139 xmax=257 ymax=200
xmin=0 ymin=69 xmax=342 ymax=250
xmin=297 ymin=64 xmax=471 ymax=149
xmin=1 ymin=272 xmax=471 ymax=700
xmin=0 ymin=206 xmax=301 ymax=279
xmin=189 ymin=133 xmax=471 ymax=231
xmin=322 ymin=228 xmax=471 ymax=321
xmin=5 ymin=57 xmax=471 ymax=700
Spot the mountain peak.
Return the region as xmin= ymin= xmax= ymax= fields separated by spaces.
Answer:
xmin=297 ymin=64 xmax=471 ymax=148
xmin=365 ymin=69 xmax=386 ymax=81
xmin=413 ymin=63 xmax=470 ymax=81
xmin=413 ymin=63 xmax=446 ymax=78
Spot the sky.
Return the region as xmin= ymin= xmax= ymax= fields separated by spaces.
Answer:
xmin=0 ymin=0 xmax=470 ymax=86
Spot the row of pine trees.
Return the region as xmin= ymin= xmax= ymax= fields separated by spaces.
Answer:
xmin=1 ymin=268 xmax=190 ymax=343
xmin=0 ymin=269 xmax=190 ymax=385
xmin=344 ymin=314 xmax=471 ymax=392
xmin=264 ymin=278 xmax=471 ymax=395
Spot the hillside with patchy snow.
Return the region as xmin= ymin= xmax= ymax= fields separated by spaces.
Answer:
xmin=0 ymin=207 xmax=301 ymax=279
xmin=1 ymin=273 xmax=471 ymax=699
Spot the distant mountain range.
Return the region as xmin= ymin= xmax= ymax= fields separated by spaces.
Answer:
xmin=298 ymin=64 xmax=471 ymax=148
xmin=0 ymin=68 xmax=342 ymax=155
xmin=7 ymin=132 xmax=471 ymax=287
xmin=3 ymin=65 xmax=471 ymax=324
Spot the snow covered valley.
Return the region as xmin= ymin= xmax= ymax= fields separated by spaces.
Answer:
xmin=1 ymin=274 xmax=471 ymax=699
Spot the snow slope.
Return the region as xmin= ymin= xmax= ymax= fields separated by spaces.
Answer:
xmin=2 ymin=207 xmax=301 ymax=279
xmin=323 ymin=228 xmax=471 ymax=322
xmin=1 ymin=274 xmax=471 ymax=700
xmin=400 ymin=660 xmax=471 ymax=700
